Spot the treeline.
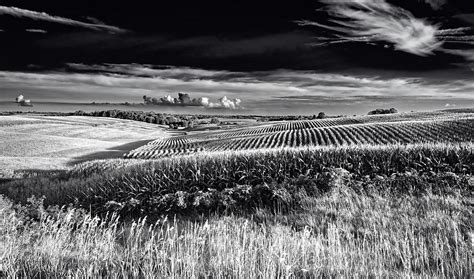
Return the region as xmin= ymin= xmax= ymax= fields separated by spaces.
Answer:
xmin=77 ymin=109 xmax=334 ymax=128
xmin=258 ymin=112 xmax=344 ymax=122
xmin=74 ymin=110 xmax=202 ymax=128
xmin=368 ymin=108 xmax=398 ymax=115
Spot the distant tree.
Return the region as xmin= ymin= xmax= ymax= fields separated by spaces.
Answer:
xmin=317 ymin=112 xmax=326 ymax=119
xmin=368 ymin=108 xmax=398 ymax=115
xmin=210 ymin=117 xmax=220 ymax=124
xmin=143 ymin=95 xmax=152 ymax=104
xmin=167 ymin=116 xmax=178 ymax=123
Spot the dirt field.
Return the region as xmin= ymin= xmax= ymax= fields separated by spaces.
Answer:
xmin=0 ymin=115 xmax=168 ymax=177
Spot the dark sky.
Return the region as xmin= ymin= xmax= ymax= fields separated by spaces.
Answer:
xmin=0 ymin=0 xmax=473 ymax=114
xmin=1 ymin=0 xmax=473 ymax=72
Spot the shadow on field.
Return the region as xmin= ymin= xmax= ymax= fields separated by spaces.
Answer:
xmin=0 ymin=169 xmax=68 ymax=185
xmin=68 ymin=139 xmax=153 ymax=166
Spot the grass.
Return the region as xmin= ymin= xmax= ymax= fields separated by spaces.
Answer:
xmin=1 ymin=186 xmax=471 ymax=278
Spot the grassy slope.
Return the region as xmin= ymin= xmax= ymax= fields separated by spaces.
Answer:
xmin=0 ymin=115 xmax=168 ymax=177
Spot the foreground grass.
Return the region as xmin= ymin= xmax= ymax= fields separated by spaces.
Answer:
xmin=1 ymin=187 xmax=471 ymax=278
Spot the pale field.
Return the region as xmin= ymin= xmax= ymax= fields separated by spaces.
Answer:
xmin=0 ymin=115 xmax=168 ymax=176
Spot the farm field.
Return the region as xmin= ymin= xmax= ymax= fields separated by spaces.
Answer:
xmin=125 ymin=110 xmax=473 ymax=159
xmin=0 ymin=109 xmax=472 ymax=277
xmin=0 ymin=115 xmax=168 ymax=178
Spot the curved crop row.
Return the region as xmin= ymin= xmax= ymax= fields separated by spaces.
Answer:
xmin=124 ymin=117 xmax=473 ymax=159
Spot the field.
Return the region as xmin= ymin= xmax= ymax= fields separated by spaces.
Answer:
xmin=0 ymin=109 xmax=473 ymax=277
xmin=124 ymin=110 xmax=473 ymax=159
xmin=0 ymin=115 xmax=168 ymax=178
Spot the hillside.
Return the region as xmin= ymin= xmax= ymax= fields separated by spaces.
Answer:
xmin=124 ymin=111 xmax=473 ymax=159
xmin=0 ymin=115 xmax=168 ymax=179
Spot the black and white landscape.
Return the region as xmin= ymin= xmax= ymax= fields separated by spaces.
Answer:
xmin=0 ymin=1 xmax=473 ymax=277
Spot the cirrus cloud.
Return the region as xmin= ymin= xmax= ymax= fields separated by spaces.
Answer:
xmin=421 ymin=0 xmax=446 ymax=10
xmin=298 ymin=0 xmax=474 ymax=57
xmin=0 ymin=6 xmax=126 ymax=33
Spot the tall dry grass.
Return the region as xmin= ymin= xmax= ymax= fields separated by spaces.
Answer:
xmin=1 ymin=185 xmax=471 ymax=278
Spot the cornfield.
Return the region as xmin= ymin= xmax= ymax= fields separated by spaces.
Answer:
xmin=125 ymin=113 xmax=473 ymax=159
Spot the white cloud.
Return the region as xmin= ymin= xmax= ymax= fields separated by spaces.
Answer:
xmin=67 ymin=63 xmax=231 ymax=80
xmin=205 ymin=96 xmax=242 ymax=109
xmin=0 ymin=6 xmax=126 ymax=33
xmin=0 ymin=65 xmax=472 ymax=112
xmin=442 ymin=49 xmax=474 ymax=61
xmin=422 ymin=0 xmax=446 ymax=10
xmin=298 ymin=0 xmax=441 ymax=56
xmin=299 ymin=0 xmax=474 ymax=57
xmin=25 ymin=28 xmax=47 ymax=33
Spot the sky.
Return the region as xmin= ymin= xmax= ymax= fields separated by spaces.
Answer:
xmin=0 ymin=0 xmax=473 ymax=115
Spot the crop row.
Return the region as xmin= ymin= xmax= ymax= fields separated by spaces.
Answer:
xmin=138 ymin=112 xmax=472 ymax=153
xmin=124 ymin=118 xmax=473 ymax=159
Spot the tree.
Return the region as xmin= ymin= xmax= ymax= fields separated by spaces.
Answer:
xmin=368 ymin=108 xmax=398 ymax=115
xmin=210 ymin=117 xmax=220 ymax=124
xmin=317 ymin=112 xmax=326 ymax=119
xmin=143 ymin=95 xmax=152 ymax=104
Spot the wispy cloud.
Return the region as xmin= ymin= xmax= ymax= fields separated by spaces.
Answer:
xmin=1 ymin=64 xmax=473 ymax=99
xmin=25 ymin=29 xmax=47 ymax=33
xmin=422 ymin=0 xmax=446 ymax=10
xmin=298 ymin=0 xmax=474 ymax=57
xmin=0 ymin=64 xmax=472 ymax=115
xmin=0 ymin=6 xmax=126 ymax=33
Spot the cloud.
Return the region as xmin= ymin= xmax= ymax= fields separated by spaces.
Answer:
xmin=204 ymin=96 xmax=242 ymax=109
xmin=67 ymin=63 xmax=231 ymax=80
xmin=0 ymin=6 xmax=126 ymax=33
xmin=25 ymin=29 xmax=47 ymax=33
xmin=442 ymin=49 xmax=474 ymax=62
xmin=0 ymin=64 xmax=472 ymax=115
xmin=0 ymin=64 xmax=472 ymax=100
xmin=298 ymin=0 xmax=441 ymax=56
xmin=298 ymin=0 xmax=474 ymax=57
xmin=143 ymin=92 xmax=243 ymax=110
xmin=421 ymin=0 xmax=446 ymax=10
